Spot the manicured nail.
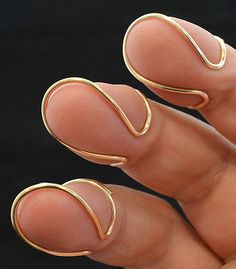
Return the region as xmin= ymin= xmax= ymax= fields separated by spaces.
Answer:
xmin=123 ymin=13 xmax=226 ymax=109
xmin=41 ymin=77 xmax=152 ymax=167
xmin=11 ymin=179 xmax=116 ymax=256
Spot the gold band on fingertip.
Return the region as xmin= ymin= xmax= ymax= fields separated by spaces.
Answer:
xmin=122 ymin=13 xmax=227 ymax=109
xmin=41 ymin=77 xmax=152 ymax=167
xmin=11 ymin=178 xmax=116 ymax=257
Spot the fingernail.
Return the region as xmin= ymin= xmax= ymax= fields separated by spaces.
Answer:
xmin=11 ymin=179 xmax=116 ymax=256
xmin=41 ymin=77 xmax=152 ymax=167
xmin=123 ymin=13 xmax=226 ymax=109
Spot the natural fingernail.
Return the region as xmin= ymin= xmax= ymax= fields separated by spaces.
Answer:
xmin=41 ymin=77 xmax=154 ymax=167
xmin=123 ymin=13 xmax=226 ymax=109
xmin=11 ymin=179 xmax=116 ymax=256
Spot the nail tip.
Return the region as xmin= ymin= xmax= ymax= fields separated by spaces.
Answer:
xmin=11 ymin=179 xmax=116 ymax=257
xmin=41 ymin=77 xmax=151 ymax=166
xmin=122 ymin=13 xmax=226 ymax=110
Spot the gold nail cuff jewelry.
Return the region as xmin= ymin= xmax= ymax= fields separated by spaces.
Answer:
xmin=123 ymin=13 xmax=227 ymax=109
xmin=41 ymin=77 xmax=152 ymax=167
xmin=11 ymin=178 xmax=116 ymax=257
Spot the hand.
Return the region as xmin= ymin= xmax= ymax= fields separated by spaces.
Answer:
xmin=11 ymin=14 xmax=236 ymax=268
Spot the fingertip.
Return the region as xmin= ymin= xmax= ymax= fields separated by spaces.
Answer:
xmin=125 ymin=14 xmax=220 ymax=85
xmin=123 ymin=13 xmax=224 ymax=108
xmin=42 ymin=78 xmax=155 ymax=166
xmin=12 ymin=180 xmax=116 ymax=256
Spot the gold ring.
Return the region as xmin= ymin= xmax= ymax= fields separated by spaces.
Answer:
xmin=11 ymin=178 xmax=116 ymax=257
xmin=123 ymin=13 xmax=227 ymax=109
xmin=41 ymin=77 xmax=152 ymax=167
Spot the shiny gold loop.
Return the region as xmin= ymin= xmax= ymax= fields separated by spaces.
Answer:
xmin=122 ymin=13 xmax=227 ymax=109
xmin=11 ymin=179 xmax=116 ymax=257
xmin=63 ymin=178 xmax=116 ymax=239
xmin=41 ymin=77 xmax=152 ymax=167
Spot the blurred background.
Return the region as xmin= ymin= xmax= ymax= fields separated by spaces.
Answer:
xmin=1 ymin=0 xmax=235 ymax=268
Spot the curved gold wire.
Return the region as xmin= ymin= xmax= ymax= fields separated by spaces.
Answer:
xmin=41 ymin=77 xmax=152 ymax=167
xmin=122 ymin=13 xmax=227 ymax=109
xmin=11 ymin=179 xmax=116 ymax=257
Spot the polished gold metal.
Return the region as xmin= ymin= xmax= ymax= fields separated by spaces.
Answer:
xmin=123 ymin=13 xmax=227 ymax=109
xmin=41 ymin=77 xmax=152 ymax=167
xmin=11 ymin=178 xmax=116 ymax=257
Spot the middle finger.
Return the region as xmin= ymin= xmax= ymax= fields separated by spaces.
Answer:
xmin=41 ymin=78 xmax=236 ymax=259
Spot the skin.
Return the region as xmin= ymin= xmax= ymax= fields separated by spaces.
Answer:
xmin=14 ymin=14 xmax=236 ymax=268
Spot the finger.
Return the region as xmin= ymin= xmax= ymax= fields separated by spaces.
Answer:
xmin=223 ymin=261 xmax=236 ymax=269
xmin=123 ymin=13 xmax=236 ymax=143
xmin=41 ymin=78 xmax=236 ymax=259
xmin=11 ymin=179 xmax=222 ymax=268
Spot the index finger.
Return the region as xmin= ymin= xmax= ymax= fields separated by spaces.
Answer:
xmin=123 ymin=13 xmax=236 ymax=143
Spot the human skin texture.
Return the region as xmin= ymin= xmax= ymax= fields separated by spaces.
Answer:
xmin=13 ymin=13 xmax=236 ymax=269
